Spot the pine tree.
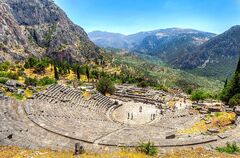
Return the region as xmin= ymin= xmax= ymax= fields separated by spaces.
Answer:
xmin=221 ymin=57 xmax=240 ymax=104
xmin=86 ymin=66 xmax=90 ymax=82
xmin=76 ymin=66 xmax=80 ymax=80
xmin=224 ymin=78 xmax=228 ymax=88
xmin=54 ymin=63 xmax=59 ymax=80
xmin=236 ymin=56 xmax=240 ymax=73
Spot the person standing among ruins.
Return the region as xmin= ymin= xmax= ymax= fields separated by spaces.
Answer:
xmin=139 ymin=106 xmax=142 ymax=112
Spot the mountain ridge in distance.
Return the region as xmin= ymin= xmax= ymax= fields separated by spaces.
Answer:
xmin=171 ymin=25 xmax=240 ymax=80
xmin=88 ymin=28 xmax=216 ymax=50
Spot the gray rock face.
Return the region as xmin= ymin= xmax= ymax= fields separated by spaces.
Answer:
xmin=0 ymin=2 xmax=31 ymax=61
xmin=234 ymin=106 xmax=240 ymax=116
xmin=207 ymin=128 xmax=220 ymax=134
xmin=5 ymin=0 xmax=62 ymax=26
xmin=1 ymin=0 xmax=100 ymax=63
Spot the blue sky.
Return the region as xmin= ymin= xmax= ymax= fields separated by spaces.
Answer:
xmin=54 ymin=0 xmax=240 ymax=35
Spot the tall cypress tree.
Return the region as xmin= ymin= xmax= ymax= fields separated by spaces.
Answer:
xmin=86 ymin=66 xmax=90 ymax=82
xmin=221 ymin=57 xmax=240 ymax=103
xmin=76 ymin=66 xmax=80 ymax=80
xmin=224 ymin=78 xmax=228 ymax=88
xmin=236 ymin=56 xmax=240 ymax=74
xmin=54 ymin=63 xmax=59 ymax=80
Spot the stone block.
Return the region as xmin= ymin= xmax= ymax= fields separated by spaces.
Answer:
xmin=165 ymin=132 xmax=176 ymax=139
xmin=207 ymin=128 xmax=219 ymax=134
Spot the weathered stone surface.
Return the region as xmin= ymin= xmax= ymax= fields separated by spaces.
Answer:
xmin=208 ymin=106 xmax=222 ymax=112
xmin=0 ymin=90 xmax=4 ymax=98
xmin=217 ymin=133 xmax=228 ymax=139
xmin=165 ymin=132 xmax=176 ymax=139
xmin=225 ymin=107 xmax=234 ymax=112
xmin=207 ymin=128 xmax=219 ymax=134
xmin=199 ymin=110 xmax=208 ymax=114
xmin=234 ymin=106 xmax=240 ymax=116
xmin=205 ymin=121 xmax=211 ymax=124
xmin=17 ymin=89 xmax=24 ymax=95
xmin=1 ymin=84 xmax=239 ymax=150
xmin=5 ymin=80 xmax=22 ymax=88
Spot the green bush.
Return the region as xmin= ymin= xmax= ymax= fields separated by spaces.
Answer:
xmin=0 ymin=77 xmax=8 ymax=84
xmin=216 ymin=142 xmax=240 ymax=154
xmin=228 ymin=93 xmax=240 ymax=107
xmin=17 ymin=70 xmax=25 ymax=77
xmin=38 ymin=77 xmax=56 ymax=86
xmin=7 ymin=72 xmax=19 ymax=80
xmin=137 ymin=141 xmax=158 ymax=156
xmin=154 ymin=84 xmax=168 ymax=92
xmin=25 ymin=77 xmax=37 ymax=87
xmin=191 ymin=90 xmax=210 ymax=103
xmin=24 ymin=57 xmax=38 ymax=69
xmin=0 ymin=61 xmax=10 ymax=71
xmin=96 ymin=77 xmax=115 ymax=95
xmin=214 ymin=112 xmax=221 ymax=117
xmin=0 ymin=72 xmax=18 ymax=80
xmin=12 ymin=93 xmax=24 ymax=100
xmin=137 ymin=81 xmax=149 ymax=88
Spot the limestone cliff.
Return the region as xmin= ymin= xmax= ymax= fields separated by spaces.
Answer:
xmin=0 ymin=0 xmax=100 ymax=63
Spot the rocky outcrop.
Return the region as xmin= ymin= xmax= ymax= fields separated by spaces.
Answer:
xmin=0 ymin=2 xmax=31 ymax=61
xmin=234 ymin=106 xmax=240 ymax=116
xmin=0 ymin=0 xmax=100 ymax=63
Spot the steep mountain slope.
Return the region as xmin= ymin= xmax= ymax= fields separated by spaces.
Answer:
xmin=88 ymin=31 xmax=128 ymax=49
xmin=88 ymin=28 xmax=215 ymax=60
xmin=88 ymin=30 xmax=150 ymax=49
xmin=134 ymin=30 xmax=215 ymax=61
xmin=1 ymin=0 xmax=100 ymax=63
xmin=0 ymin=2 xmax=33 ymax=61
xmin=172 ymin=25 xmax=240 ymax=80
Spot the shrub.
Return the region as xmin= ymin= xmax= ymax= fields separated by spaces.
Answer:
xmin=216 ymin=142 xmax=240 ymax=154
xmin=25 ymin=77 xmax=37 ymax=87
xmin=38 ymin=77 xmax=56 ymax=86
xmin=214 ymin=112 xmax=221 ymax=117
xmin=228 ymin=93 xmax=240 ymax=107
xmin=0 ymin=77 xmax=8 ymax=84
xmin=137 ymin=81 xmax=149 ymax=88
xmin=0 ymin=61 xmax=10 ymax=71
xmin=155 ymin=84 xmax=168 ymax=92
xmin=24 ymin=57 xmax=38 ymax=69
xmin=7 ymin=72 xmax=19 ymax=80
xmin=17 ymin=70 xmax=25 ymax=77
xmin=33 ymin=62 xmax=47 ymax=74
xmin=12 ymin=93 xmax=24 ymax=100
xmin=137 ymin=141 xmax=158 ymax=156
xmin=0 ymin=72 xmax=19 ymax=80
xmin=191 ymin=90 xmax=210 ymax=103
xmin=187 ymin=88 xmax=193 ymax=95
xmin=96 ymin=77 xmax=115 ymax=95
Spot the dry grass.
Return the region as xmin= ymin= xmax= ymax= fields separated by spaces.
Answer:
xmin=168 ymin=100 xmax=175 ymax=109
xmin=0 ymin=146 xmax=239 ymax=158
xmin=82 ymin=91 xmax=92 ymax=99
xmin=162 ymin=147 xmax=240 ymax=158
xmin=178 ymin=112 xmax=236 ymax=134
xmin=0 ymin=146 xmax=151 ymax=158
xmin=24 ymin=88 xmax=33 ymax=98
xmin=24 ymin=65 xmax=54 ymax=79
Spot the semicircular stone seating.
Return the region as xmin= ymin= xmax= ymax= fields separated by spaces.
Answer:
xmin=1 ymin=84 xmax=239 ymax=150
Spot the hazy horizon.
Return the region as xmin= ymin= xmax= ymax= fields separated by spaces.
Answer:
xmin=55 ymin=0 xmax=240 ymax=35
